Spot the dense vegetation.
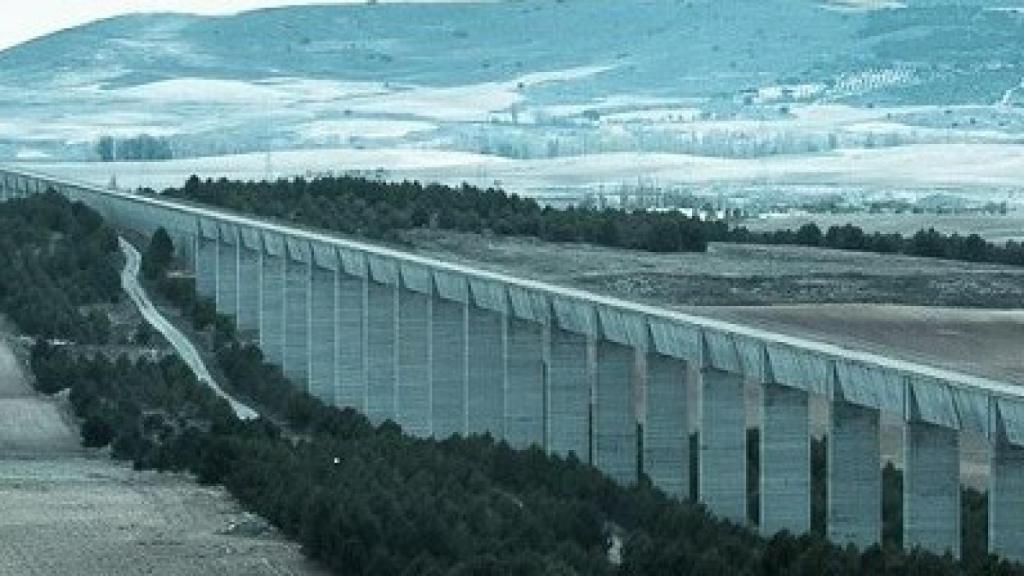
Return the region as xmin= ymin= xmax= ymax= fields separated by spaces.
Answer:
xmin=161 ymin=175 xmax=1024 ymax=266
xmin=0 ymin=192 xmax=120 ymax=342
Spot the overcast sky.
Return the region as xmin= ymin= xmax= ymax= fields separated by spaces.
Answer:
xmin=0 ymin=1 xmax=477 ymax=52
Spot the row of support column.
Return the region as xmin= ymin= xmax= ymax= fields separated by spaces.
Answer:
xmin=0 ymin=174 xmax=40 ymax=202
xmin=5 ymin=170 xmax=1024 ymax=562
xmin=187 ymin=229 xmax=1024 ymax=563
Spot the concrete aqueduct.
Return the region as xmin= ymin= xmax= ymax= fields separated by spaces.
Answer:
xmin=2 ymin=167 xmax=1023 ymax=561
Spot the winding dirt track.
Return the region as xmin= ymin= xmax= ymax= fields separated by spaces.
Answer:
xmin=119 ymin=238 xmax=258 ymax=420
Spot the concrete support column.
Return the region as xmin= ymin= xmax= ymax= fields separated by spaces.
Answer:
xmin=990 ymin=436 xmax=1024 ymax=562
xmin=177 ymin=231 xmax=197 ymax=273
xmin=283 ymin=257 xmax=310 ymax=388
xmin=366 ymin=280 xmax=397 ymax=424
xmin=336 ymin=273 xmax=366 ymax=411
xmin=431 ymin=296 xmax=467 ymax=438
xmin=467 ymin=304 xmax=505 ymax=437
xmin=699 ymin=368 xmax=747 ymax=524
xmin=259 ymin=251 xmax=286 ymax=365
xmin=308 ymin=265 xmax=337 ymax=405
xmin=190 ymin=235 xmax=200 ymax=277
xmin=595 ymin=340 xmax=637 ymax=485
xmin=196 ymin=237 xmax=218 ymax=300
xmin=644 ymin=353 xmax=689 ymax=499
xmin=398 ymin=287 xmax=431 ymax=437
xmin=505 ymin=317 xmax=545 ymax=449
xmin=215 ymin=239 xmax=238 ymax=318
xmin=760 ymin=383 xmax=811 ymax=536
xmin=548 ymin=327 xmax=590 ymax=460
xmin=236 ymin=246 xmax=261 ymax=332
xmin=828 ymin=399 xmax=881 ymax=548
xmin=904 ymin=421 xmax=960 ymax=557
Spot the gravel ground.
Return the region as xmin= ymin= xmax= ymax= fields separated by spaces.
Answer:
xmin=0 ymin=333 xmax=326 ymax=576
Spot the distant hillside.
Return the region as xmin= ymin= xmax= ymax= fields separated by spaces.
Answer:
xmin=1 ymin=0 xmax=1022 ymax=162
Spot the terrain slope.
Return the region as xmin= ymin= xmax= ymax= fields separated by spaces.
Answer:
xmin=0 ymin=333 xmax=324 ymax=576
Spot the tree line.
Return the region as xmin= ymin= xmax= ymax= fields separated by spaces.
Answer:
xmin=163 ymin=175 xmax=717 ymax=253
xmin=96 ymin=134 xmax=174 ymax=162
xmin=730 ymin=222 xmax=1024 ymax=267
xmin=159 ymin=175 xmax=1024 ymax=266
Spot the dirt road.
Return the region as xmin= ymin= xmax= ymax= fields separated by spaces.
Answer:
xmin=119 ymin=238 xmax=258 ymax=420
xmin=0 ymin=334 xmax=325 ymax=576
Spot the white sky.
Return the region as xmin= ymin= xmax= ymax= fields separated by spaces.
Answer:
xmin=0 ymin=1 xmax=478 ymax=52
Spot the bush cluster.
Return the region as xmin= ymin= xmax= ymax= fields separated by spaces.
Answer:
xmin=0 ymin=192 xmax=120 ymax=342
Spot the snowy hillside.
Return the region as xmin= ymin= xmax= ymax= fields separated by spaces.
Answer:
xmin=1 ymin=0 xmax=1023 ymax=192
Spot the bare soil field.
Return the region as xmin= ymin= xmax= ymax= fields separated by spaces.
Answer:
xmin=404 ymin=230 xmax=1024 ymax=385
xmin=0 ymin=334 xmax=325 ymax=576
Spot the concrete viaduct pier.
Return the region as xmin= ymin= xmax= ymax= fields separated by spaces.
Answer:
xmin=3 ymin=168 xmax=1024 ymax=561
